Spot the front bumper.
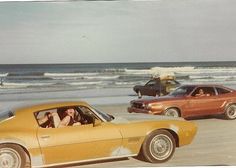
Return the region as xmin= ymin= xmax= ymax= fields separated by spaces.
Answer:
xmin=127 ymin=107 xmax=162 ymax=115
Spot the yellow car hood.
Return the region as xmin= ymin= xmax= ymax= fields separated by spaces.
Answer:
xmin=111 ymin=113 xmax=184 ymax=124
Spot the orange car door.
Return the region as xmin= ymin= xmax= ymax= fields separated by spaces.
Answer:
xmin=185 ymin=87 xmax=219 ymax=116
xmin=185 ymin=96 xmax=213 ymax=116
xmin=37 ymin=122 xmax=122 ymax=165
xmin=188 ymin=88 xmax=227 ymax=115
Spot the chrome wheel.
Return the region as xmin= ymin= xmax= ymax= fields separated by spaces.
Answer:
xmin=225 ymin=104 xmax=236 ymax=120
xmin=165 ymin=108 xmax=180 ymax=117
xmin=141 ymin=130 xmax=176 ymax=163
xmin=0 ymin=148 xmax=21 ymax=168
xmin=149 ymin=134 xmax=173 ymax=161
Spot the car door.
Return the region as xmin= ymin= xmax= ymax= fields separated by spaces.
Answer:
xmin=142 ymin=80 xmax=157 ymax=96
xmin=185 ymin=87 xmax=218 ymax=116
xmin=36 ymin=107 xmax=122 ymax=165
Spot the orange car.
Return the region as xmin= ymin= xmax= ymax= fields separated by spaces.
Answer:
xmin=128 ymin=84 xmax=236 ymax=119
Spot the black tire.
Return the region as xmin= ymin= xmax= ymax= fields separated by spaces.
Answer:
xmin=141 ymin=130 xmax=176 ymax=163
xmin=164 ymin=108 xmax=180 ymax=118
xmin=0 ymin=144 xmax=27 ymax=168
xmin=224 ymin=104 xmax=236 ymax=120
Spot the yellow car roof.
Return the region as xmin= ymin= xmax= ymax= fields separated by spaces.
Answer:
xmin=13 ymin=101 xmax=89 ymax=114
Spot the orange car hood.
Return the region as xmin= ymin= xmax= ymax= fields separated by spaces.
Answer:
xmin=132 ymin=95 xmax=184 ymax=104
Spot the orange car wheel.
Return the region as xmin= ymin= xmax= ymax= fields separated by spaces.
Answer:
xmin=164 ymin=108 xmax=180 ymax=118
xmin=224 ymin=104 xmax=236 ymax=120
xmin=0 ymin=144 xmax=27 ymax=168
xmin=141 ymin=130 xmax=176 ymax=163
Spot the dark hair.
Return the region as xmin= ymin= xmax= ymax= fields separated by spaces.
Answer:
xmin=40 ymin=112 xmax=54 ymax=128
xmin=45 ymin=112 xmax=51 ymax=118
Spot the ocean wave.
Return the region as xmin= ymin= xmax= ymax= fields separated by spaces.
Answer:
xmin=226 ymin=76 xmax=236 ymax=81
xmin=186 ymin=80 xmax=236 ymax=86
xmin=115 ymin=81 xmax=141 ymax=85
xmin=189 ymin=78 xmax=236 ymax=83
xmin=7 ymin=72 xmax=45 ymax=76
xmin=189 ymin=76 xmax=214 ymax=79
xmin=1 ymin=82 xmax=54 ymax=88
xmin=111 ymin=66 xmax=236 ymax=76
xmin=151 ymin=66 xmax=195 ymax=73
xmin=6 ymin=76 xmax=52 ymax=81
xmin=149 ymin=66 xmax=236 ymax=76
xmin=123 ymin=67 xmax=196 ymax=76
xmin=183 ymin=68 xmax=236 ymax=74
xmin=69 ymin=81 xmax=103 ymax=86
xmin=0 ymin=73 xmax=8 ymax=77
xmin=44 ymin=72 xmax=99 ymax=77
xmin=49 ymin=76 xmax=82 ymax=80
xmin=49 ymin=75 xmax=120 ymax=80
xmin=124 ymin=69 xmax=151 ymax=75
xmin=83 ymin=75 xmax=120 ymax=80
xmin=103 ymin=68 xmax=126 ymax=73
xmin=190 ymin=75 xmax=236 ymax=80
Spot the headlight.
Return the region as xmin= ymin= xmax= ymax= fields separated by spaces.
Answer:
xmin=145 ymin=104 xmax=152 ymax=109
xmin=147 ymin=103 xmax=163 ymax=110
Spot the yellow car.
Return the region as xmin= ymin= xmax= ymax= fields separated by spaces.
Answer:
xmin=0 ymin=101 xmax=197 ymax=168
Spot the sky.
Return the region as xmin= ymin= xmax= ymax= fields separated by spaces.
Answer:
xmin=0 ymin=0 xmax=236 ymax=64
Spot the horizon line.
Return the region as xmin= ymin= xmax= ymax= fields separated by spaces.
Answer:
xmin=0 ymin=60 xmax=235 ymax=65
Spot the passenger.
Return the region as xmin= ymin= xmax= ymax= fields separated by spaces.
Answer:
xmin=58 ymin=108 xmax=81 ymax=127
xmin=195 ymin=89 xmax=210 ymax=97
xmin=38 ymin=112 xmax=55 ymax=128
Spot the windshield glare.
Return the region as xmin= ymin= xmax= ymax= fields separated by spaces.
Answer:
xmin=170 ymin=86 xmax=195 ymax=96
xmin=93 ymin=107 xmax=114 ymax=122
xmin=0 ymin=110 xmax=14 ymax=122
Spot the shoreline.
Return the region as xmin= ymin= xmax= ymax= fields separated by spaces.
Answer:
xmin=0 ymin=88 xmax=136 ymax=110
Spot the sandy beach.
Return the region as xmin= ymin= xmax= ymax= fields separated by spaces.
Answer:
xmin=1 ymin=89 xmax=236 ymax=167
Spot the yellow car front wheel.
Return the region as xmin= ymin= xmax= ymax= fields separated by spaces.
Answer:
xmin=0 ymin=144 xmax=27 ymax=168
xmin=141 ymin=130 xmax=176 ymax=163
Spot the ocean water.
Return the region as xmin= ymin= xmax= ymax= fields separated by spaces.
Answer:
xmin=0 ymin=62 xmax=236 ymax=94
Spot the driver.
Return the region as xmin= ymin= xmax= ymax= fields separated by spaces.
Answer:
xmin=195 ymin=89 xmax=210 ymax=97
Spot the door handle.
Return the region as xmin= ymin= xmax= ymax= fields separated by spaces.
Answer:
xmin=40 ymin=135 xmax=50 ymax=139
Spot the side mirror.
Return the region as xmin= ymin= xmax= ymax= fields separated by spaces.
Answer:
xmin=93 ymin=118 xmax=102 ymax=127
xmin=107 ymin=113 xmax=115 ymax=120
